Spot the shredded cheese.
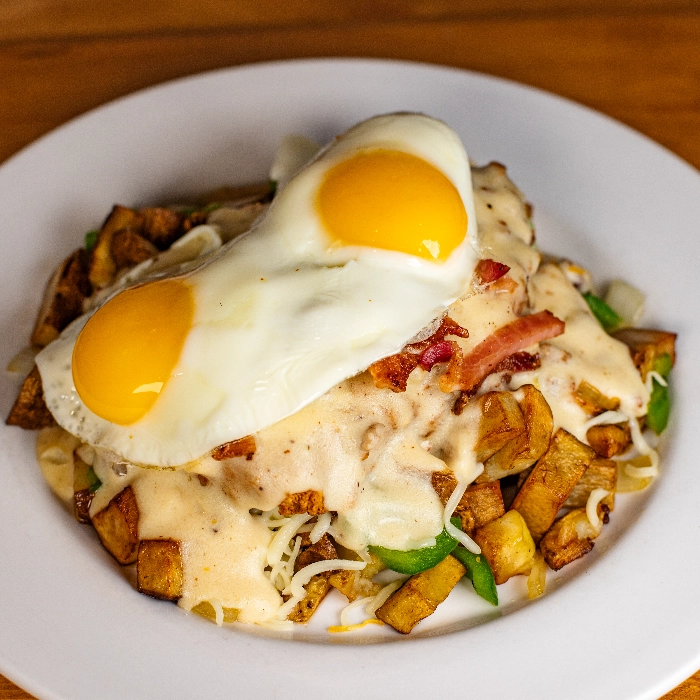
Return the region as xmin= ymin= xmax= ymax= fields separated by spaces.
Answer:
xmin=443 ymin=468 xmax=482 ymax=554
xmin=328 ymin=619 xmax=384 ymax=633
xmin=365 ymin=579 xmax=403 ymax=616
xmin=310 ymin=511 xmax=332 ymax=543
xmin=583 ymin=410 xmax=628 ymax=431
xmin=645 ymin=370 xmax=667 ymax=393
xmin=586 ymin=488 xmax=609 ymax=528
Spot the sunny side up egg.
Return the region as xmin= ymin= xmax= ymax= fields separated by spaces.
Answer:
xmin=36 ymin=113 xmax=479 ymax=467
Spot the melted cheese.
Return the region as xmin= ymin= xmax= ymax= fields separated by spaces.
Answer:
xmin=73 ymin=162 xmax=649 ymax=624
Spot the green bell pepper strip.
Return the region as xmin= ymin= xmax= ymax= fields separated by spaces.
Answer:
xmin=451 ymin=546 xmax=498 ymax=606
xmin=86 ymin=466 xmax=102 ymax=493
xmin=368 ymin=518 xmax=460 ymax=575
xmin=582 ymin=292 xmax=622 ymax=333
xmin=84 ymin=229 xmax=99 ymax=251
xmin=646 ymin=353 xmax=672 ymax=435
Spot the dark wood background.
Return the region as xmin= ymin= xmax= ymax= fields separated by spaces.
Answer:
xmin=1 ymin=1 xmax=698 ymax=697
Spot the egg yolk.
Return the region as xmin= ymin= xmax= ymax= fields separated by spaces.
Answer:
xmin=316 ymin=149 xmax=467 ymax=261
xmin=72 ymin=278 xmax=194 ymax=425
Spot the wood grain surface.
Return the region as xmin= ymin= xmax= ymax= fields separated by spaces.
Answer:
xmin=1 ymin=1 xmax=698 ymax=698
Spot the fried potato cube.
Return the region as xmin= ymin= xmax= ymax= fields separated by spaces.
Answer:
xmin=375 ymin=554 xmax=466 ymax=634
xmin=540 ymin=508 xmax=603 ymax=571
xmin=573 ymin=380 xmax=620 ymax=416
xmin=191 ymin=601 xmax=239 ymax=624
xmin=482 ymin=384 xmax=553 ymax=481
xmin=511 ymin=429 xmax=595 ymax=543
xmin=91 ymin=485 xmax=140 ymax=564
xmin=31 ymin=248 xmax=92 ymax=347
xmin=137 ymin=539 xmax=183 ymax=601
xmin=287 ymin=573 xmax=332 ymax=624
xmin=110 ymin=227 xmax=158 ymax=270
xmin=140 ymin=207 xmax=184 ymax=250
xmin=89 ymin=205 xmax=143 ymax=289
xmin=295 ymin=533 xmax=337 ymax=572
xmin=328 ymin=550 xmax=384 ymax=601
xmin=6 ymin=366 xmax=56 ymax=429
xmin=431 ymin=471 xmax=505 ymax=537
xmin=473 ymin=510 xmax=535 ymax=584
xmin=586 ymin=422 xmax=631 ymax=458
xmin=612 ymin=327 xmax=677 ymax=380
xmin=565 ymin=458 xmax=617 ymax=511
xmin=527 ymin=550 xmax=547 ymax=599
xmin=278 ymin=489 xmax=326 ymax=517
xmin=474 ymin=391 xmax=526 ymax=462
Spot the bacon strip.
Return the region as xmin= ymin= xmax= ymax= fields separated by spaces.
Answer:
xmin=475 ymin=259 xmax=510 ymax=285
xmin=369 ymin=316 xmax=469 ymax=392
xmin=440 ymin=310 xmax=565 ymax=394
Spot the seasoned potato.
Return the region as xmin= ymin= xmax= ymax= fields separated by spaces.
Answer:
xmin=473 ymin=510 xmax=536 ymax=584
xmin=294 ymin=533 xmax=337 ymax=572
xmin=474 ymin=391 xmax=526 ymax=462
xmin=89 ymin=205 xmax=143 ymax=289
xmin=278 ymin=489 xmax=326 ymax=517
xmin=612 ymin=327 xmax=677 ymax=380
xmin=431 ymin=471 xmax=504 ymax=536
xmin=375 ymin=554 xmax=466 ymax=634
xmin=91 ymin=485 xmax=140 ymax=565
xmin=31 ymin=248 xmax=92 ymax=347
xmin=137 ymin=539 xmax=183 ymax=601
xmin=482 ymin=384 xmax=553 ymax=481
xmin=565 ymin=457 xmax=617 ymax=512
xmin=527 ymin=550 xmax=547 ymax=599
xmin=110 ymin=228 xmax=158 ymax=270
xmin=540 ymin=508 xmax=603 ymax=571
xmin=573 ymin=380 xmax=620 ymax=416
xmin=140 ymin=207 xmax=183 ymax=250
xmin=6 ymin=366 xmax=56 ymax=429
xmin=287 ymin=574 xmax=332 ymax=623
xmin=511 ymin=428 xmax=595 ymax=543
xmin=586 ymin=422 xmax=631 ymax=458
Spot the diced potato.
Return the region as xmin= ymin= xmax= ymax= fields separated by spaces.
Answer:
xmin=91 ymin=485 xmax=140 ymax=565
xmin=137 ymin=539 xmax=184 ymax=601
xmin=110 ymin=228 xmax=158 ymax=270
xmin=573 ymin=380 xmax=620 ymax=416
xmin=278 ymin=489 xmax=326 ymax=517
xmin=31 ymin=248 xmax=92 ymax=347
xmin=473 ymin=510 xmax=536 ymax=584
xmin=612 ymin=327 xmax=677 ymax=380
xmin=375 ymin=554 xmax=466 ymax=634
xmin=191 ymin=601 xmax=240 ymax=624
xmin=586 ymin=422 xmax=631 ymax=458
xmin=482 ymin=384 xmax=553 ymax=481
xmin=140 ymin=207 xmax=184 ymax=250
xmin=474 ymin=391 xmax=526 ymax=462
xmin=6 ymin=366 xmax=56 ymax=429
xmin=328 ymin=551 xmax=384 ymax=602
xmin=527 ymin=550 xmax=547 ymax=599
xmin=295 ymin=533 xmax=337 ymax=572
xmin=565 ymin=457 xmax=617 ymax=512
xmin=287 ymin=574 xmax=332 ymax=623
xmin=511 ymin=429 xmax=595 ymax=543
xmin=540 ymin=508 xmax=603 ymax=571
xmin=431 ymin=471 xmax=505 ymax=537
xmin=616 ymin=454 xmax=654 ymax=492
xmin=89 ymin=205 xmax=143 ymax=289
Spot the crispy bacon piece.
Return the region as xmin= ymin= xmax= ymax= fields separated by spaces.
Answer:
xmin=369 ymin=317 xmax=469 ymax=392
xmin=493 ymin=351 xmax=541 ymax=374
xmin=475 ymin=259 xmax=510 ymax=285
xmin=440 ymin=311 xmax=565 ymax=394
xmin=211 ymin=435 xmax=256 ymax=461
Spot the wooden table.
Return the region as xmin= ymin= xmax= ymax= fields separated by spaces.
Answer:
xmin=0 ymin=1 xmax=698 ymax=697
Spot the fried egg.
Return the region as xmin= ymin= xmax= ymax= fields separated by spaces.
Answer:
xmin=36 ymin=113 xmax=479 ymax=466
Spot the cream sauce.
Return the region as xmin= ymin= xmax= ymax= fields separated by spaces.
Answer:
xmin=61 ymin=162 xmax=647 ymax=623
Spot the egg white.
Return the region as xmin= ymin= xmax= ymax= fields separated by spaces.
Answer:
xmin=37 ymin=113 xmax=479 ymax=467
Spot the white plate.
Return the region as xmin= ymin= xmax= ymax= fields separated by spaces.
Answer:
xmin=1 ymin=58 xmax=698 ymax=700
